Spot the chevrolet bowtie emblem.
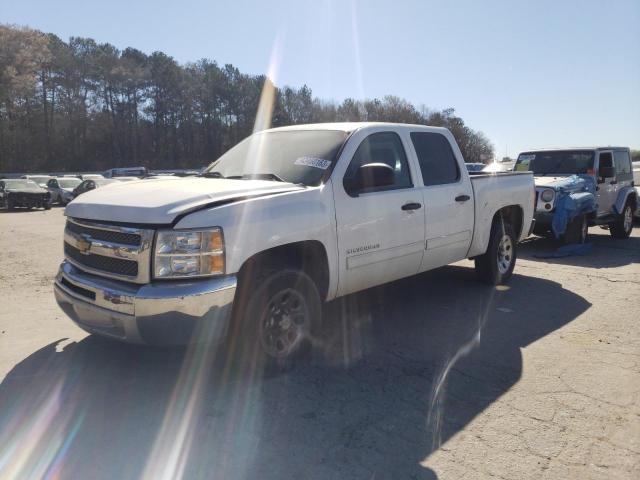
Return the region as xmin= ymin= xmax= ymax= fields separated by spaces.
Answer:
xmin=77 ymin=234 xmax=92 ymax=254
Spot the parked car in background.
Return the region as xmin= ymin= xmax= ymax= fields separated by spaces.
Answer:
xmin=103 ymin=167 xmax=147 ymax=178
xmin=55 ymin=122 xmax=534 ymax=366
xmin=515 ymin=148 xmax=636 ymax=242
xmin=483 ymin=162 xmax=513 ymax=173
xmin=72 ymin=178 xmax=120 ymax=198
xmin=113 ymin=176 xmax=140 ymax=182
xmin=633 ymin=161 xmax=640 ymax=218
xmin=21 ymin=174 xmax=54 ymax=188
xmin=0 ymin=179 xmax=51 ymax=210
xmin=465 ymin=163 xmax=485 ymax=172
xmin=78 ymin=174 xmax=105 ymax=181
xmin=47 ymin=177 xmax=82 ymax=205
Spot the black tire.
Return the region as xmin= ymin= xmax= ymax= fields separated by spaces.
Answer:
xmin=563 ymin=214 xmax=588 ymax=244
xmin=609 ymin=202 xmax=634 ymax=239
xmin=7 ymin=197 xmax=15 ymax=211
xmin=475 ymin=217 xmax=517 ymax=285
xmin=44 ymin=202 xmax=52 ymax=210
xmin=232 ymin=268 xmax=321 ymax=372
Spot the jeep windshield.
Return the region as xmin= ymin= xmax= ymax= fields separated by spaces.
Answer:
xmin=204 ymin=130 xmax=349 ymax=186
xmin=515 ymin=150 xmax=595 ymax=175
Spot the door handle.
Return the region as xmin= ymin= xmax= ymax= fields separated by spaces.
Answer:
xmin=455 ymin=194 xmax=471 ymax=202
xmin=401 ymin=202 xmax=422 ymax=211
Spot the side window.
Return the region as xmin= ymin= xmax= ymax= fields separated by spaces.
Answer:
xmin=599 ymin=152 xmax=613 ymax=176
xmin=343 ymin=132 xmax=412 ymax=194
xmin=47 ymin=179 xmax=56 ymax=188
xmin=614 ymin=151 xmax=631 ymax=175
xmin=410 ymin=132 xmax=460 ymax=186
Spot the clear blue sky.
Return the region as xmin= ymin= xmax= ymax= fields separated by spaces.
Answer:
xmin=2 ymin=0 xmax=639 ymax=157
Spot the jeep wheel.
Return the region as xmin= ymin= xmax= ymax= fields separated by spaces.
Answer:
xmin=475 ymin=217 xmax=517 ymax=285
xmin=564 ymin=214 xmax=588 ymax=244
xmin=235 ymin=269 xmax=321 ymax=371
xmin=609 ymin=203 xmax=634 ymax=239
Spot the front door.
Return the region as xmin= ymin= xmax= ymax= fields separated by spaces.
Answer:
xmin=334 ymin=131 xmax=425 ymax=296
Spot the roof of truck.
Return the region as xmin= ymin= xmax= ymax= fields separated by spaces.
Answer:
xmin=265 ymin=122 xmax=449 ymax=133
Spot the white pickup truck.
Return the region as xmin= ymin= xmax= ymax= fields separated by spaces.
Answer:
xmin=55 ymin=123 xmax=534 ymax=366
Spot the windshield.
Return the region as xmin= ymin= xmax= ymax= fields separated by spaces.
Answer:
xmin=5 ymin=180 xmax=39 ymax=189
xmin=204 ymin=130 xmax=349 ymax=186
xmin=58 ymin=178 xmax=81 ymax=188
xmin=515 ymin=150 xmax=595 ymax=175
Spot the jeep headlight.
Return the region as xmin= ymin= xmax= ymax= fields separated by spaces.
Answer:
xmin=540 ymin=189 xmax=555 ymax=202
xmin=153 ymin=228 xmax=224 ymax=279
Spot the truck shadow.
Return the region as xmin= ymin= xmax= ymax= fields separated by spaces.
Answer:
xmin=0 ymin=266 xmax=589 ymax=479
xmin=519 ymin=231 xmax=640 ymax=268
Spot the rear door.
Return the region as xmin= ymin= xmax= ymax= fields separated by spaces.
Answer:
xmin=333 ymin=130 xmax=425 ymax=296
xmin=409 ymin=131 xmax=475 ymax=272
xmin=613 ymin=149 xmax=634 ymax=210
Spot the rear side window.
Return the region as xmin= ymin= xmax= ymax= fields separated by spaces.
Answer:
xmin=614 ymin=151 xmax=631 ymax=175
xmin=411 ymin=132 xmax=460 ymax=186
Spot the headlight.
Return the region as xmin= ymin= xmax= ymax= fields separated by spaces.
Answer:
xmin=153 ymin=228 xmax=224 ymax=279
xmin=540 ymin=189 xmax=555 ymax=202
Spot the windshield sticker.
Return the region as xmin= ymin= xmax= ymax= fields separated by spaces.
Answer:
xmin=295 ymin=156 xmax=331 ymax=170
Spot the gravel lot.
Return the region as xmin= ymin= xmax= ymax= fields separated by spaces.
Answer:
xmin=0 ymin=207 xmax=638 ymax=479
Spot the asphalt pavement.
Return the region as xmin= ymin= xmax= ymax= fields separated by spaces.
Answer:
xmin=0 ymin=208 xmax=638 ymax=479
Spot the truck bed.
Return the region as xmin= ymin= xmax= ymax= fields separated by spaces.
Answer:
xmin=467 ymin=171 xmax=535 ymax=257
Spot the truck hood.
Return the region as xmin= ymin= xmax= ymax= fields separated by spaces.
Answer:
xmin=534 ymin=174 xmax=596 ymax=194
xmin=65 ymin=177 xmax=304 ymax=224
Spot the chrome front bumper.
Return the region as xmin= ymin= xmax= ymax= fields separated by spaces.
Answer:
xmin=54 ymin=261 xmax=237 ymax=345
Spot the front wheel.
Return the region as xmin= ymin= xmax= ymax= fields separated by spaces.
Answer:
xmin=563 ymin=214 xmax=588 ymax=244
xmin=234 ymin=269 xmax=321 ymax=371
xmin=609 ymin=203 xmax=634 ymax=239
xmin=475 ymin=218 xmax=517 ymax=285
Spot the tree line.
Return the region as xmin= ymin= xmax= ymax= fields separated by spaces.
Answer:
xmin=0 ymin=24 xmax=494 ymax=174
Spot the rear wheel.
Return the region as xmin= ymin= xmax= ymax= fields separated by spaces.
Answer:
xmin=475 ymin=217 xmax=517 ymax=285
xmin=609 ymin=203 xmax=634 ymax=239
xmin=563 ymin=214 xmax=588 ymax=244
xmin=234 ymin=268 xmax=321 ymax=372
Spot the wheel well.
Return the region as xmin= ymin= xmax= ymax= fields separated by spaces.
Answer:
xmin=237 ymin=241 xmax=330 ymax=300
xmin=494 ymin=205 xmax=523 ymax=237
xmin=627 ymin=192 xmax=637 ymax=212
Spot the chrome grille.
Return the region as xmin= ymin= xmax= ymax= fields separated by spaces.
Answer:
xmin=65 ymin=243 xmax=139 ymax=277
xmin=63 ymin=218 xmax=155 ymax=283
xmin=66 ymin=220 xmax=141 ymax=246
